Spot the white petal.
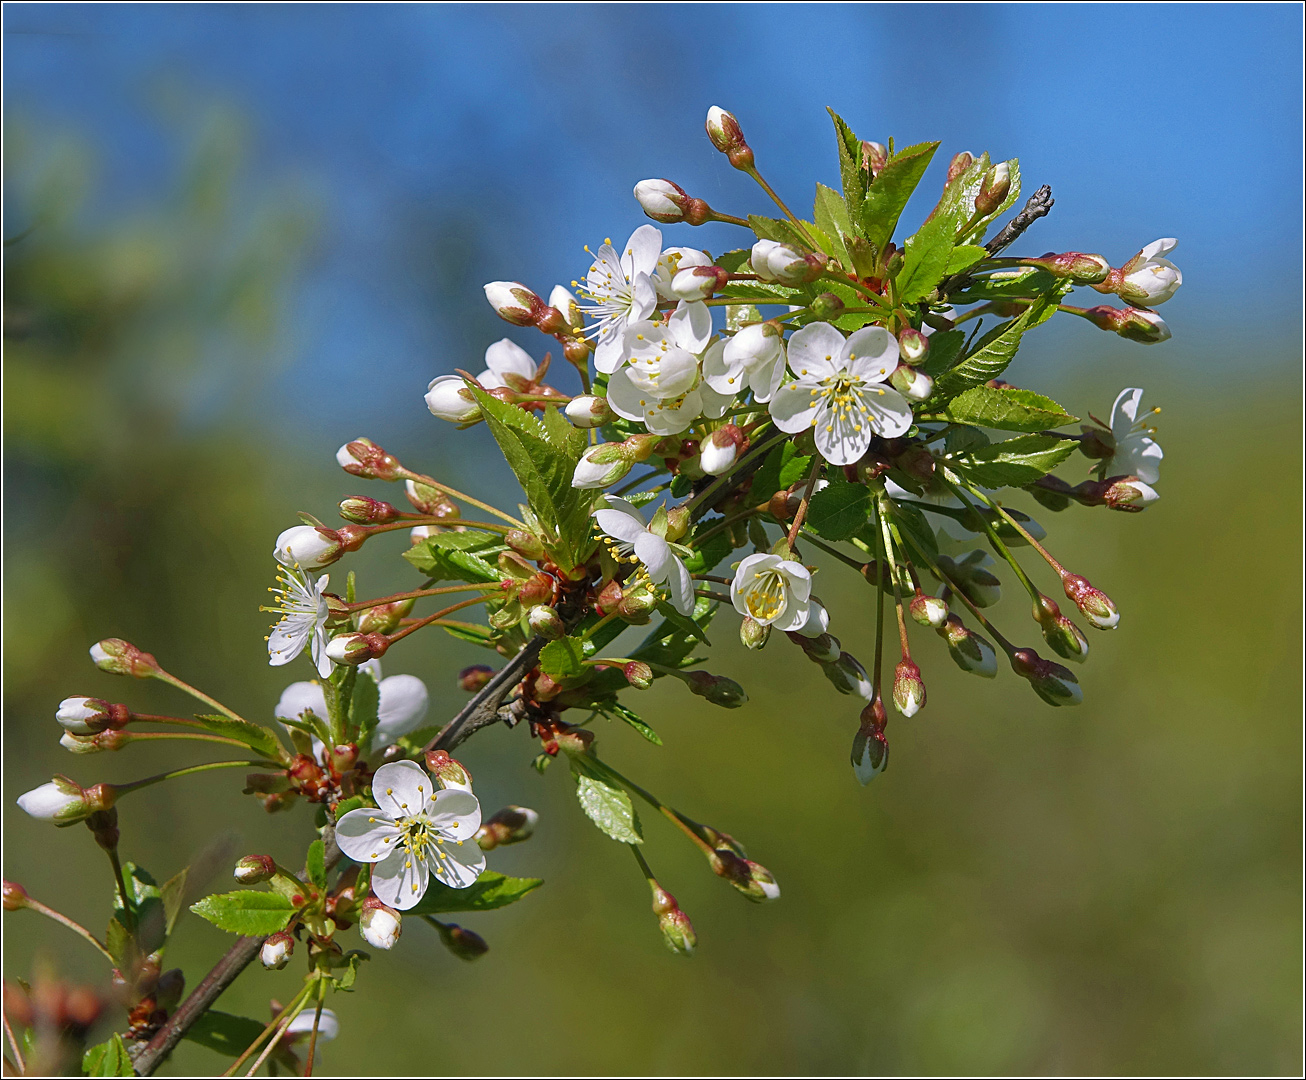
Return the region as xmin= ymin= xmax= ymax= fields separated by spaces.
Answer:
xmin=371 ymin=846 xmax=429 ymax=910
xmin=267 ymin=623 xmax=308 ymax=667
xmin=629 ymin=273 xmax=658 ymax=321
xmin=374 ymin=675 xmax=430 ymax=743
xmin=768 ymin=379 xmax=821 ymax=433
xmin=749 ymin=350 xmax=787 ymax=403
xmin=286 ymin=1009 xmax=339 ymax=1042
xmin=1110 ymin=387 xmax=1145 ymax=437
xmin=862 ymin=384 xmax=914 ymax=438
xmin=593 ymin=327 xmax=628 ymax=374
xmin=372 ymin=760 xmax=435 ymax=819
xmin=429 ymin=837 xmax=486 ymax=889
xmin=275 ymin=681 xmax=327 ymax=723
xmin=813 ymin=401 xmax=873 ymax=466
xmin=643 ymin=390 xmax=701 ymax=436
xmin=594 ymin=500 xmax=649 ymax=544
xmin=773 ymin=594 xmax=811 ymax=633
xmin=335 ymin=808 xmax=400 ymax=862
xmin=427 ymin=788 xmax=482 ymax=839
xmin=786 ymin=322 xmax=844 ymax=379
xmin=484 ymin=338 xmax=537 ymax=381
xmin=777 ymin=560 xmax=812 ymax=602
xmin=1139 ymin=237 xmax=1177 ymax=260
xmin=730 ymin=553 xmax=776 ymax=614
xmin=702 ymin=337 xmax=745 ymax=395
xmin=604 ymin=369 xmax=646 ymax=423
xmin=669 ymin=301 xmax=712 ymax=355
xmin=623 ymin=224 xmax=663 ymax=279
xmin=634 ymin=531 xmax=671 ymax=579
xmin=663 ymin=553 xmax=695 ymax=615
xmin=843 ymin=325 xmax=899 ymax=382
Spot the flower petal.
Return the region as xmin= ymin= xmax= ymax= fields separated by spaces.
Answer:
xmin=594 ymin=498 xmax=648 ymax=544
xmin=843 ymin=326 xmax=899 ymax=382
xmin=623 ymin=224 xmax=663 ymax=279
xmin=484 ymin=338 xmax=537 ymax=382
xmin=274 ymin=681 xmax=327 ymax=723
xmin=429 ymin=836 xmax=486 ymax=889
xmin=371 ymin=845 xmax=430 ymax=910
xmin=286 ymin=1009 xmax=339 ymax=1043
xmin=643 ymin=390 xmax=701 ymax=435
xmin=634 ymin=531 xmax=671 ymax=580
xmin=335 ymin=807 xmax=400 ymax=862
xmin=702 ymin=338 xmax=744 ymax=395
xmin=629 ymin=272 xmax=658 ymax=322
xmin=862 ymin=383 xmax=914 ymax=438
xmin=593 ymin=327 xmax=628 ymax=374
xmin=786 ymin=322 xmax=844 ymax=379
xmin=374 ymin=675 xmax=430 ymax=743
xmin=668 ymin=300 xmax=712 ymax=355
xmin=427 ymin=788 xmax=482 ymax=840
xmin=1110 ymin=387 xmax=1145 ymax=437
xmin=749 ymin=350 xmax=787 ymax=403
xmin=813 ymin=399 xmax=874 ymax=466
xmin=773 ymin=594 xmax=811 ymax=633
xmin=777 ymin=560 xmax=812 ymax=602
xmin=604 ymin=369 xmax=646 ymax=422
xmin=372 ymin=760 xmax=436 ymax=819
xmin=662 ymin=552 xmax=695 ymax=615
xmin=730 ymin=553 xmax=777 ymax=615
xmin=768 ymin=379 xmax=820 ymax=433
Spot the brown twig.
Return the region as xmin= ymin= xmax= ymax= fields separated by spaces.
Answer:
xmin=984 ymin=184 xmax=1054 ymax=256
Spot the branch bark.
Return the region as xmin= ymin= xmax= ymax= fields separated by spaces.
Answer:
xmin=984 ymin=184 xmax=1054 ymax=256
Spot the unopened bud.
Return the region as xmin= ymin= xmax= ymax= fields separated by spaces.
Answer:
xmin=458 ymin=664 xmax=495 ymax=692
xmin=1062 ymin=573 xmax=1119 ymax=630
xmin=892 ymin=659 xmax=926 ymax=717
xmin=403 ymin=479 xmax=458 ymax=518
xmin=526 ymin=605 xmax=565 ymax=640
xmin=751 ymin=239 xmax=825 ymax=284
xmin=1009 ymin=647 xmax=1083 ymax=707
xmin=336 ymin=437 xmax=402 ymax=481
xmin=572 ymin=441 xmax=634 ymax=490
xmin=851 ymin=698 xmax=889 ymax=785
xmin=324 ymin=632 xmax=389 ymax=665
xmin=274 ymin=525 xmax=342 ymax=571
xmin=739 ymin=616 xmax=770 ymax=651
xmin=897 ymin=327 xmax=930 ymax=365
xmin=483 ymin=280 xmax=543 ymax=327
xmin=338 ymin=496 xmax=401 ymax=525
xmin=358 ymin=597 xmax=415 ymax=635
xmin=700 ymin=425 xmax=745 ymax=476
xmin=623 ymin=661 xmax=654 ymax=690
xmin=155 ymin=968 xmax=185 ymax=1013
xmin=888 ymin=363 xmax=933 ymax=401
xmin=3 ymin=881 xmax=29 ymax=911
xmin=650 ymin=884 xmax=696 ymax=956
xmin=1032 ymin=251 xmax=1112 ymax=285
xmin=823 ymin=651 xmax=874 ymax=699
xmin=359 ymin=897 xmax=402 ymax=950
xmin=909 ymin=594 xmax=949 ymax=628
xmin=974 ymin=161 xmax=1011 ymax=216
xmin=564 ymin=395 xmax=614 ymax=429
xmin=59 ymin=730 xmax=126 ymax=754
xmin=1103 ymin=477 xmax=1160 ymax=511
xmin=671 ymin=264 xmax=728 ymax=302
xmin=1080 ymin=304 xmax=1171 ymax=344
xmin=683 ymin=671 xmax=748 ymax=708
xmin=616 ymin=586 xmax=658 ymax=623
xmin=809 ymin=291 xmax=845 ymax=320
xmin=435 ymin=921 xmax=488 ymax=960
xmin=793 ymin=630 xmax=841 ymax=663
xmin=938 ymin=615 xmax=998 ymax=677
xmin=260 ymin=932 xmax=294 ymax=970
xmin=425 ymin=750 xmax=473 ymax=792
xmin=1033 ymin=595 xmax=1089 ymax=663
xmin=233 ymin=855 xmax=276 ymax=885
xmin=56 ymin=696 xmax=118 ymax=735
xmin=17 ymin=775 xmax=101 ymax=825
xmin=425 ymin=375 xmax=481 ymax=424
xmin=863 ymin=140 xmax=888 ymax=177
xmin=946 ymin=150 xmax=975 ymax=185
xmin=634 ymin=178 xmax=689 ymax=223
xmin=89 ymin=639 xmax=159 ymax=678
xmin=475 ymin=805 xmax=539 ymax=850
xmin=705 ymin=105 xmax=752 ymax=169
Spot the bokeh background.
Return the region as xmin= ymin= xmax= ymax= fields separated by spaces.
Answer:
xmin=3 ymin=3 xmax=1301 ymax=1075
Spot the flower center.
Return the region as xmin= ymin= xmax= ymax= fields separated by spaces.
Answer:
xmin=811 ymin=374 xmax=884 ymax=434
xmin=745 ymin=569 xmax=788 ymax=621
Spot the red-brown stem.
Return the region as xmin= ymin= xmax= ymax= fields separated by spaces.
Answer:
xmin=385 ymin=596 xmax=491 ymax=645
xmin=786 ymin=456 xmax=824 ymax=550
xmin=343 ymin=582 xmax=499 ymax=613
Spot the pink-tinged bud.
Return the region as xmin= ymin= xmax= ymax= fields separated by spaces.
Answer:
xmin=56 ymin=696 xmax=122 ymax=734
xmin=59 ymin=729 xmax=128 ymax=754
xmin=650 ymin=884 xmax=696 ymax=955
xmin=458 ymin=664 xmax=495 ymax=692
xmin=616 ymin=585 xmax=657 ymax=623
xmin=260 ymin=932 xmax=294 ymax=970
xmin=434 ymin=920 xmax=488 ymax=960
xmin=403 ymin=479 xmax=458 ymax=518
xmin=810 ymin=291 xmax=845 ymax=320
xmin=946 ymin=150 xmax=975 ymax=185
xmin=475 ymin=805 xmax=539 ymax=850
xmin=938 ymin=615 xmax=998 ymax=677
xmin=671 ymin=264 xmax=728 ymax=302
xmin=324 ymin=632 xmax=389 ymax=665
xmin=622 ymin=661 xmax=654 ymax=690
xmin=888 ymin=363 xmax=933 ymax=401
xmin=483 ymin=280 xmax=544 ymax=327
xmin=1009 ymin=647 xmax=1083 ymax=707
xmin=751 ymin=239 xmax=826 ymax=284
xmin=634 ymin=178 xmax=690 ymax=223
xmin=338 ymin=496 xmax=401 ymax=525
xmin=1032 ymin=251 xmax=1112 ymax=285
xmin=17 ymin=776 xmax=103 ymax=825
xmin=909 ymin=594 xmax=949 ymax=628
xmin=974 ymin=161 xmax=1011 ymax=216
xmin=330 ymin=743 xmax=359 ymax=773
xmin=516 ymin=571 xmax=557 ymax=610
xmin=823 ymin=652 xmax=874 ymax=698
xmin=1062 ymin=573 xmax=1119 ymax=630
xmin=851 ymin=698 xmax=889 ymax=785
xmin=1103 ymin=477 xmax=1160 ymax=511
xmin=233 ymin=854 xmax=277 ymax=884
xmin=705 ymin=105 xmax=752 ymax=170
xmin=89 ymin=639 xmax=159 ymax=678
xmin=336 ymin=437 xmax=402 ymax=481
xmin=863 ymin=140 xmax=888 ymax=177
xmin=1033 ymin=595 xmax=1089 ymax=664
xmin=739 ymin=616 xmax=770 ymax=650
xmin=359 ymin=897 xmax=402 ymax=950
xmin=274 ymin=525 xmax=342 ymax=571
xmin=683 ymin=671 xmax=748 ymax=708
xmin=425 ymin=375 xmax=482 ymax=424
xmin=526 ymin=605 xmax=565 ymax=640
xmin=564 ymin=394 xmax=613 ymax=428
xmin=358 ymin=597 xmax=415 ymax=635
xmin=535 ymin=305 xmax=569 ymax=336
xmin=700 ymin=424 xmax=746 ymax=476
xmin=1100 ymin=238 xmax=1182 ymax=306
xmin=3 ymin=881 xmax=28 ymax=911
xmin=892 ymin=659 xmax=926 ymax=717
xmin=1080 ymin=305 xmax=1171 ymax=344
xmin=425 ymin=749 xmax=473 ymax=792
xmin=898 ymin=326 xmax=930 ymax=365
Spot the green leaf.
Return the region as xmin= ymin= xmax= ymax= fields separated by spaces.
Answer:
xmin=109 ymin=862 xmax=167 ymax=958
xmin=402 ymin=528 xmax=502 ymax=584
xmin=680 ymin=519 xmax=735 ymax=575
xmin=746 ymin=214 xmax=809 ymax=249
xmin=827 ymin=108 xmax=868 ymax=222
xmin=598 ymin=700 xmax=662 ymax=745
xmin=331 ymin=950 xmax=369 ymax=991
xmin=859 ymin=140 xmax=939 ymax=253
xmin=807 ymin=478 xmax=873 ymax=541
xmin=161 ymin=866 xmax=189 ymax=937
xmin=749 ymin=442 xmax=813 ymax=505
xmin=895 ymin=152 xmax=989 ymax=304
xmin=654 ymin=600 xmax=710 ymax=645
xmin=348 ymin=666 xmax=381 ymax=747
xmin=306 ymin=840 xmax=326 ymax=889
xmin=716 ymin=248 xmax=752 ymax=273
xmin=813 ymin=183 xmax=854 ymax=265
xmin=541 ymin=405 xmax=586 ymax=459
xmin=927 ymin=289 xmax=1063 ymax=402
xmin=190 ymin=890 xmax=295 ymax=936
xmin=83 ymin=1034 xmax=133 ymax=1076
xmin=571 ymin=758 xmax=643 ymax=843
xmin=919 ymin=328 xmax=966 ymax=377
xmin=183 ymin=1011 xmax=267 ymax=1057
xmin=948 ymin=267 xmax=1058 ymax=304
xmin=408 ymin=870 xmax=544 ymax=914
xmin=191 ymin=714 xmax=284 ymax=762
xmin=335 ymin=795 xmax=365 ymax=817
xmin=937 ymin=385 xmax=1078 ymax=432
xmin=944 ymin=244 xmax=989 ymax=275
xmin=539 ymin=636 xmax=585 ymax=680
xmin=631 ymin=598 xmax=718 ymax=672
xmin=947 ymin=435 xmax=1078 ymax=488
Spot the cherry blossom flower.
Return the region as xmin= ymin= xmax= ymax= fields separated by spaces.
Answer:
xmin=275 ymin=661 xmax=430 ymax=754
xmin=580 ymin=225 xmax=662 ymax=374
xmin=1116 ymin=238 xmax=1182 ymax=306
xmin=730 ymin=554 xmax=812 ymax=631
xmin=593 ymin=497 xmax=694 ymax=615
xmin=1104 ymin=387 xmax=1163 ymax=484
xmin=703 ymin=321 xmax=786 ymax=403
xmin=265 ymin=565 xmax=333 ymax=678
xmin=336 ymin=760 xmax=484 ymax=910
xmin=768 ymin=323 xmax=913 ymax=465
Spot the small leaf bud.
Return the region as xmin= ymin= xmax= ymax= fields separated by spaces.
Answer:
xmin=888 ymin=362 xmax=934 ymax=401
xmin=234 ymin=855 xmax=277 ymax=885
xmin=622 ymin=661 xmax=654 ymax=690
xmin=809 ymin=291 xmax=845 ymax=320
xmin=425 ymin=749 xmax=473 ymax=792
xmin=89 ymin=639 xmax=159 ymax=678
xmin=435 ymin=921 xmax=489 ymax=960
xmin=1009 ymin=648 xmax=1083 ymax=707
xmin=155 ymin=968 xmax=185 ymax=1013
xmin=705 ymin=105 xmax=753 ymax=170
xmin=938 ymin=615 xmax=998 ymax=677
xmin=458 ymin=664 xmax=495 ymax=692
xmin=1033 ymin=595 xmax=1089 ymax=663
xmin=483 ymin=280 xmax=543 ymax=327
xmin=505 ymin=529 xmax=546 ymax=562
xmin=892 ymin=659 xmax=926 ymax=717
xmin=260 ymin=932 xmax=294 ymax=970
xmin=359 ymin=897 xmax=402 ymax=950
xmin=338 ymin=495 xmax=401 ymax=525
xmin=683 ymin=671 xmax=748 ymax=708
xmin=1033 ymin=251 xmax=1113 ymax=285
xmin=358 ymin=597 xmax=415 ymax=635
xmin=974 ymin=161 xmax=1011 ymax=215
xmin=739 ymin=616 xmax=770 ymax=651
xmin=526 ymin=605 xmax=565 ymax=640
xmin=324 ymin=631 xmax=389 ymax=665
xmin=3 ymin=880 xmax=29 ymax=911
xmin=897 ymin=326 xmax=930 ymax=365
xmin=564 ymin=395 xmax=614 ymax=429
xmin=475 ymin=805 xmax=539 ymax=850
xmin=650 ymin=885 xmax=696 ymax=956
xmin=909 ymin=594 xmax=949 ymax=628
xmin=1062 ymin=573 xmax=1119 ymax=630
xmin=336 ymin=437 xmax=402 ymax=481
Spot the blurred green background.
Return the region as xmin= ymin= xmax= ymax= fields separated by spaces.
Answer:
xmin=3 ymin=5 xmax=1301 ymax=1076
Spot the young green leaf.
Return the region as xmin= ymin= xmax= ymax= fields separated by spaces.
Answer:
xmin=653 ymin=599 xmax=711 ymax=645
xmin=927 ymin=289 xmax=1064 ymax=402
xmin=402 ymin=528 xmax=502 ymax=584
xmin=190 ymin=890 xmax=296 ymax=936
xmin=539 ymin=636 xmax=585 ymax=680
xmin=827 ymin=108 xmax=869 ymax=221
xmin=859 ymin=140 xmax=940 ymax=253
xmin=349 ymin=665 xmax=381 ymax=747
xmin=598 ymin=700 xmax=663 ymax=745
xmin=947 ymin=435 xmax=1078 ymax=488
xmin=183 ymin=1011 xmax=267 ymax=1057
xmin=813 ymin=183 xmax=855 ymax=266
xmin=408 ymin=870 xmax=544 ymax=914
xmin=944 ymin=244 xmax=989 ymax=275
xmin=83 ymin=1034 xmax=134 ymax=1076
xmin=331 ymin=949 xmax=369 ymax=991
xmin=936 ymin=385 xmax=1079 ymax=432
xmin=109 ymin=862 xmax=167 ymax=958
xmin=571 ymin=758 xmax=643 ymax=844
xmin=749 ymin=442 xmax=814 ymax=505
xmin=191 ymin=714 xmax=284 ymax=763
xmin=306 ymin=840 xmax=326 ymax=889
xmin=680 ymin=520 xmax=735 ymax=575
xmin=161 ymin=866 xmax=190 ymax=937
xmin=807 ymin=478 xmax=873 ymax=541
xmin=747 ymin=214 xmax=810 ymax=249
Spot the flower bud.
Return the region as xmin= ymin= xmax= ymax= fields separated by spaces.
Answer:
xmin=359 ymin=897 xmax=402 ymax=950
xmin=622 ymin=661 xmax=654 ymax=690
xmin=739 ymin=616 xmax=770 ymax=651
xmin=888 ymin=363 xmax=933 ymax=401
xmin=974 ymin=162 xmax=1011 ymax=216
xmin=938 ymin=615 xmax=998 ymax=678
xmin=793 ymin=630 xmax=841 ymax=663
xmin=705 ymin=105 xmax=752 ymax=169
xmin=274 ymin=525 xmax=342 ymax=571
xmin=751 ymin=239 xmax=825 ymax=284
xmin=526 ymin=605 xmax=565 ymax=640
xmin=458 ymin=664 xmax=495 ymax=692
xmin=425 ymin=749 xmax=473 ymax=792
xmin=403 ymin=479 xmax=458 ymax=518
xmin=564 ymin=395 xmax=613 ymax=428
xmin=59 ymin=730 xmax=121 ymax=754
xmin=898 ymin=327 xmax=929 ymax=365
xmin=260 ymin=932 xmax=294 ymax=970
xmin=1062 ymin=573 xmax=1119 ymax=630
xmin=823 ymin=652 xmax=874 ymax=699
xmin=1080 ymin=305 xmax=1171 ymax=344
xmin=744 ymin=860 xmax=781 ymax=902
xmin=1102 ymin=238 xmax=1182 ymax=306
xmin=17 ymin=776 xmax=105 ymax=825
xmin=808 ymin=291 xmax=845 ymax=320
xmin=336 ymin=437 xmax=402 ymax=480
xmin=634 ymin=178 xmax=690 ymax=223
xmin=358 ymin=597 xmax=415 ymax=635
xmin=155 ymin=968 xmax=185 ymax=1013
xmin=851 ymin=698 xmax=889 ymax=785
xmin=671 ymin=264 xmax=727 ymax=302
xmin=572 ymin=441 xmax=633 ymax=489
xmin=425 ymin=375 xmax=481 ymax=424
xmin=1009 ymin=648 xmax=1083 ymax=707
xmin=892 ymin=659 xmax=926 ymax=717
xmin=909 ymin=594 xmax=949 ymax=628
xmin=938 ymin=551 xmax=1001 ymax=607
xmin=483 ymin=280 xmax=543 ymax=327
xmin=650 ymin=885 xmax=696 ymax=956
xmin=1033 ymin=595 xmax=1089 ymax=663
xmin=3 ymin=881 xmax=29 ymax=911
xmin=946 ymin=150 xmax=975 ymax=185
xmin=1103 ymin=477 xmax=1160 ymax=511
xmin=863 ymin=140 xmax=888 ymax=177
xmin=324 ymin=632 xmax=389 ymax=665
xmin=233 ymin=854 xmax=277 ymax=884
xmin=338 ymin=495 xmax=401 ymax=525
xmin=700 ymin=425 xmax=745 ymax=476
xmin=56 ymin=696 xmax=115 ymax=735
xmin=1032 ymin=251 xmax=1112 ymax=285
xmin=434 ymin=921 xmax=488 ymax=960
xmin=683 ymin=671 xmax=748 ymax=708
xmin=89 ymin=638 xmax=159 ymax=678
xmin=475 ymin=805 xmax=539 ymax=850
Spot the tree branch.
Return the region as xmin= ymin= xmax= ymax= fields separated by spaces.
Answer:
xmin=984 ymin=184 xmax=1054 ymax=256
xmin=424 ymin=634 xmax=547 ymax=753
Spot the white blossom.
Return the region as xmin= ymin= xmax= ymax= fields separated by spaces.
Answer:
xmin=730 ymin=554 xmax=812 ymax=631
xmin=703 ymin=321 xmax=786 ymax=403
xmin=273 ymin=525 xmax=339 ymax=571
xmin=1119 ymin=238 xmax=1182 ymax=306
xmin=336 ymin=761 xmax=484 ymax=910
xmin=580 ymin=225 xmax=662 ymax=373
xmin=359 ymin=900 xmax=402 ymax=950
xmin=1105 ymin=387 xmax=1163 ymax=484
xmin=265 ymin=565 xmax=333 ymax=678
xmin=593 ymin=497 xmax=694 ymax=615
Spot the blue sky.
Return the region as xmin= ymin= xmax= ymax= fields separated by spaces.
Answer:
xmin=5 ymin=3 xmax=1302 ymax=440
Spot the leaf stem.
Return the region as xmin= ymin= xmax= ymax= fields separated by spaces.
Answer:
xmin=397 ymin=469 xmax=526 ymax=528
xmin=942 ymin=477 xmax=1041 ymax=601
xmin=150 ymin=670 xmax=250 ymax=726
xmin=301 ymin=980 xmax=328 ymax=1077
xmin=743 ymin=166 xmax=819 ymax=248
xmin=19 ymin=895 xmax=117 ymax=964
